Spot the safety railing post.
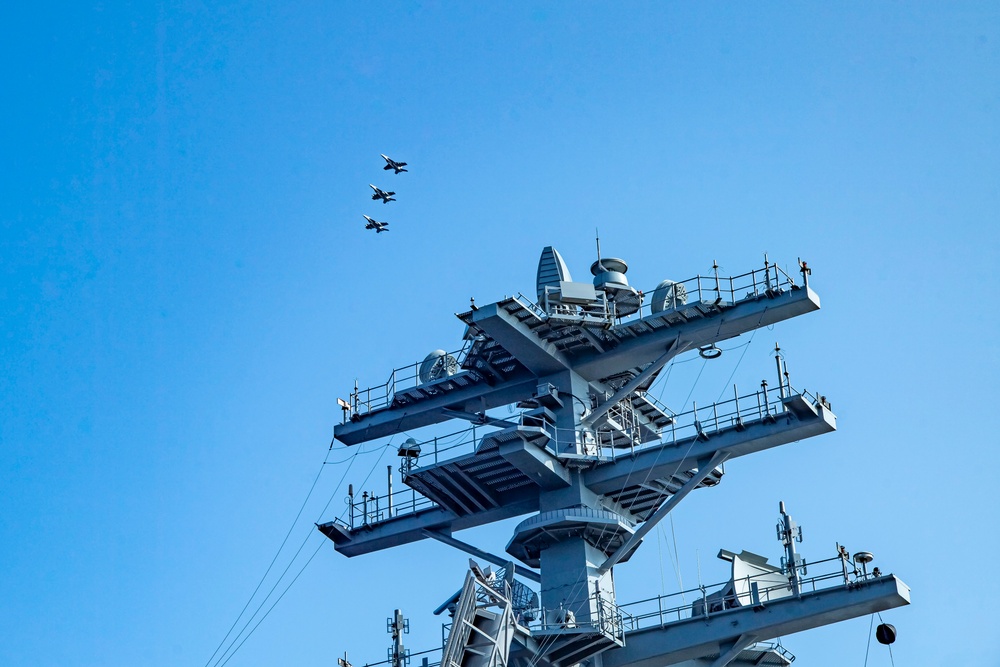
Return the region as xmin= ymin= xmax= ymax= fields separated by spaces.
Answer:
xmin=838 ymin=543 xmax=850 ymax=585
xmin=712 ymin=260 xmax=721 ymax=302
xmin=348 ymin=484 xmax=355 ymax=528
xmin=774 ymin=344 xmax=786 ymax=400
xmin=387 ymin=465 xmax=393 ymax=518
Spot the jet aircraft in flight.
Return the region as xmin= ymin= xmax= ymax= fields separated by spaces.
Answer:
xmin=381 ymin=154 xmax=408 ymax=174
xmin=363 ymin=214 xmax=389 ymax=233
xmin=370 ymin=184 xmax=396 ymax=203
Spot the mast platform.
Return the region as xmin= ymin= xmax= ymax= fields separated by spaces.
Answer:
xmin=319 ymin=245 xmax=907 ymax=667
xmin=320 ymin=385 xmax=835 ymax=558
xmin=336 ymin=262 xmax=817 ymax=446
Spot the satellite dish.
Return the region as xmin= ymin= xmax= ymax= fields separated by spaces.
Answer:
xmin=418 ymin=350 xmax=458 ymax=384
xmin=650 ymin=279 xmax=688 ymax=313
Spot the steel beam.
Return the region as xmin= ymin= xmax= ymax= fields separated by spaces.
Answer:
xmin=322 ymin=493 xmax=539 ymax=557
xmin=602 ymin=576 xmax=910 ymax=667
xmin=337 ymin=289 xmax=820 ymax=446
xmin=708 ymin=635 xmax=758 ymax=667
xmin=574 ymin=287 xmax=821 ymax=380
xmin=583 ymin=342 xmax=681 ymax=429
xmin=423 ymin=530 xmax=542 ymax=583
xmin=598 ymin=451 xmax=730 ymax=574
xmin=472 ymin=302 xmax=572 ymax=376
xmin=498 ymin=439 xmax=571 ymax=489
xmin=586 ymin=403 xmax=836 ymax=495
xmin=335 ymin=376 xmax=537 ymax=446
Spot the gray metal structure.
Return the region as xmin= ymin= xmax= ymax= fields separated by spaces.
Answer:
xmin=319 ymin=245 xmax=910 ymax=667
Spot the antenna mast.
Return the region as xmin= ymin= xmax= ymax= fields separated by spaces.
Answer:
xmin=320 ymin=245 xmax=909 ymax=667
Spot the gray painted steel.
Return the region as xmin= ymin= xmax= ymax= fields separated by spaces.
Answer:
xmin=318 ymin=247 xmax=908 ymax=667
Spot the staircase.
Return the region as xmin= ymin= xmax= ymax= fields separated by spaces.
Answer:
xmin=441 ymin=571 xmax=517 ymax=667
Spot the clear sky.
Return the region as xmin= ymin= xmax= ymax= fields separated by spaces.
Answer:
xmin=2 ymin=3 xmax=998 ymax=666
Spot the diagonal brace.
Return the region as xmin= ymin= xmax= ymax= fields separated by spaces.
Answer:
xmin=597 ymin=450 xmax=730 ymax=574
xmin=583 ymin=340 xmax=684 ymax=429
xmin=709 ymin=634 xmax=759 ymax=667
xmin=424 ymin=529 xmax=542 ymax=583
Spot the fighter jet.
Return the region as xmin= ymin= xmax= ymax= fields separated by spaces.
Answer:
xmin=363 ymin=214 xmax=389 ymax=233
xmin=369 ymin=184 xmax=396 ymax=203
xmin=381 ymin=154 xmax=408 ymax=174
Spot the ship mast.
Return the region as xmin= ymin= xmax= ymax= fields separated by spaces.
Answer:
xmin=319 ymin=246 xmax=909 ymax=667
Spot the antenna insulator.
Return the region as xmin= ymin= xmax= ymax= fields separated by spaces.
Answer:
xmin=875 ymin=623 xmax=897 ymax=645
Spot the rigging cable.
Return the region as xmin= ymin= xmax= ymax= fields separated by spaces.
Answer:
xmin=217 ymin=538 xmax=326 ymax=667
xmin=202 ymin=443 xmax=334 ymax=667
xmin=210 ymin=441 xmax=392 ymax=667
xmin=863 ymin=613 xmax=875 ymax=667
xmin=612 ymin=305 xmax=771 ymax=580
xmin=669 ymin=514 xmax=686 ymax=604
xmin=714 ymin=316 xmax=764 ymax=403
xmin=878 ymin=612 xmax=896 ymax=667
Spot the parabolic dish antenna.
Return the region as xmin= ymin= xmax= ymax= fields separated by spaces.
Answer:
xmin=650 ymin=279 xmax=688 ymax=313
xmin=418 ymin=350 xmax=458 ymax=384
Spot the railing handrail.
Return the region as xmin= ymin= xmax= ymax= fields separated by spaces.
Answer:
xmin=343 ymin=383 xmax=829 ymax=529
xmin=616 ymin=552 xmax=888 ymax=630
xmin=346 ymin=257 xmax=805 ymax=416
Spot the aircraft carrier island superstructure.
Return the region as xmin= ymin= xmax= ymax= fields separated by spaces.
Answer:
xmin=318 ymin=246 xmax=910 ymax=667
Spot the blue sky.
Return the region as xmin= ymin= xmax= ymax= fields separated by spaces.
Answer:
xmin=2 ymin=2 xmax=998 ymax=666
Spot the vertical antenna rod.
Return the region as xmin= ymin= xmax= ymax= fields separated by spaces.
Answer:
xmin=777 ymin=501 xmax=804 ymax=596
xmin=596 ymin=228 xmax=604 ymax=270
xmin=389 ymin=609 xmax=408 ymax=667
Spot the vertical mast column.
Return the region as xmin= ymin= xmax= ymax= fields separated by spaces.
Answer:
xmin=517 ymin=371 xmax=621 ymax=631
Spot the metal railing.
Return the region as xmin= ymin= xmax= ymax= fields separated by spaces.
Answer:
xmin=602 ymin=383 xmax=823 ymax=462
xmin=527 ymin=591 xmax=632 ymax=643
xmin=407 ymin=423 xmax=489 ymax=470
xmin=620 ymin=256 xmax=804 ymax=324
xmin=342 ymin=256 xmax=808 ymax=417
xmin=342 ymin=383 xmax=828 ymax=530
xmin=346 ymin=343 xmax=472 ymax=417
xmin=746 ymin=642 xmax=795 ymax=662
xmin=346 ymin=484 xmax=438 ymax=527
xmin=512 ymin=292 xmax=550 ymax=321
xmin=409 ymin=383 xmax=817 ymax=469
xmin=616 ymin=550 xmax=887 ymax=630
xmin=519 ymin=255 xmax=805 ymax=326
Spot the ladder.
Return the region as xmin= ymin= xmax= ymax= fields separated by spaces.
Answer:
xmin=441 ymin=570 xmax=516 ymax=667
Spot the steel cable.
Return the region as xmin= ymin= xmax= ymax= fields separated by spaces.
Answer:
xmin=209 ymin=441 xmax=391 ymax=667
